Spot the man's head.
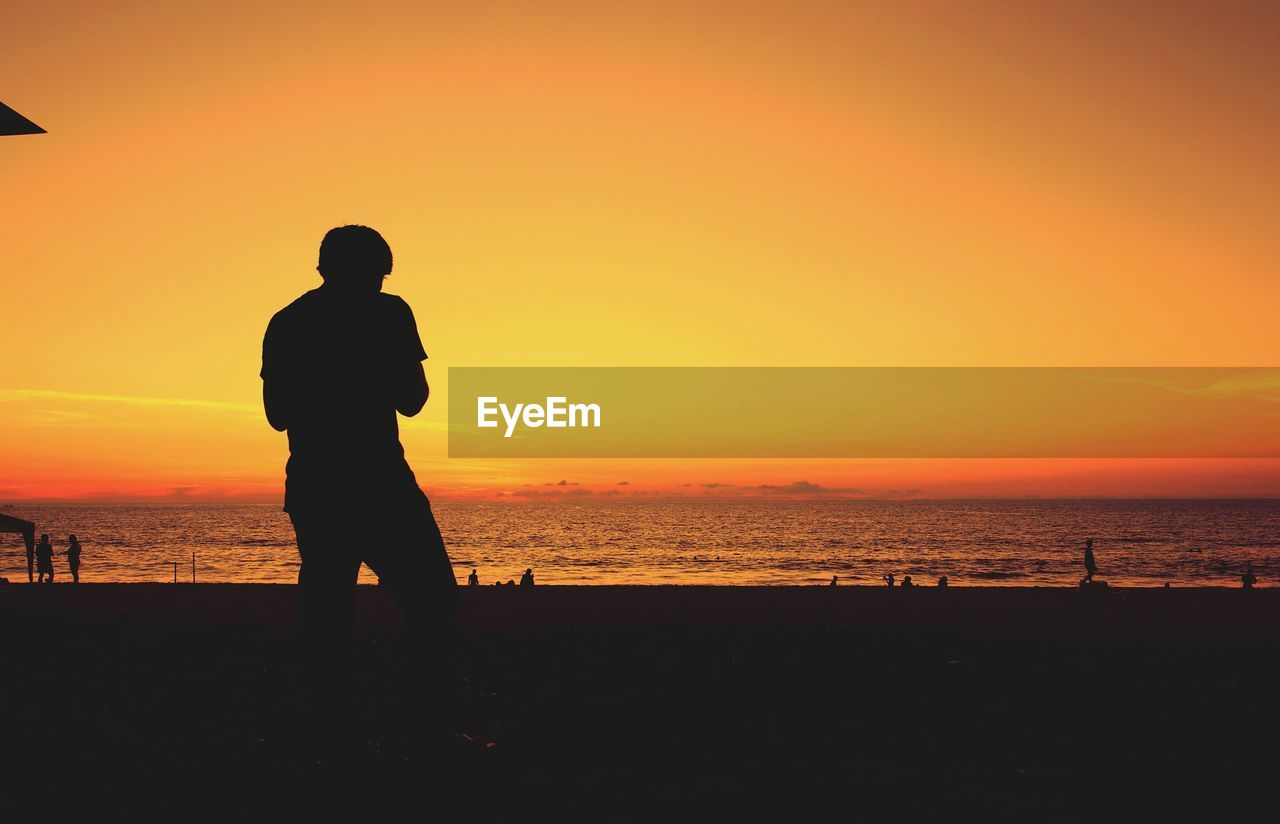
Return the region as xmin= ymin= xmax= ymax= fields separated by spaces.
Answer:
xmin=317 ymin=225 xmax=393 ymax=291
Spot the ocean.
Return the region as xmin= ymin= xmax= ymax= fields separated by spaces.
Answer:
xmin=2 ymin=499 xmax=1277 ymax=587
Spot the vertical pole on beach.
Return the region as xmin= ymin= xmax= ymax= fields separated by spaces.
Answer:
xmin=172 ymin=562 xmax=177 ymax=583
xmin=192 ymin=552 xmax=196 ymax=583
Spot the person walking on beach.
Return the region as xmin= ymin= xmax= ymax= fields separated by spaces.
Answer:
xmin=261 ymin=225 xmax=456 ymax=643
xmin=1083 ymin=539 xmax=1098 ymax=584
xmin=468 ymin=569 xmax=479 ymax=587
xmin=66 ymin=534 xmax=82 ymax=583
xmin=1242 ymin=564 xmax=1258 ymax=589
xmin=35 ymin=534 xmax=54 ymax=583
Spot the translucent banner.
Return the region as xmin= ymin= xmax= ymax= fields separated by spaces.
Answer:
xmin=447 ymin=367 xmax=1280 ymax=458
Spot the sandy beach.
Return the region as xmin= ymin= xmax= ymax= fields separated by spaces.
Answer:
xmin=2 ymin=583 xmax=1277 ymax=819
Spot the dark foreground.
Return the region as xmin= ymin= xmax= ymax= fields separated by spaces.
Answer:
xmin=2 ymin=584 xmax=1277 ymax=820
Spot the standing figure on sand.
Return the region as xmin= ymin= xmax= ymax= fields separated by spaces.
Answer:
xmin=35 ymin=534 xmax=54 ymax=583
xmin=1083 ymin=538 xmax=1098 ymax=584
xmin=1242 ymin=564 xmax=1258 ymax=589
xmin=261 ymin=224 xmax=457 ymax=719
xmin=262 ymin=225 xmax=456 ymax=637
xmin=66 ymin=534 xmax=82 ymax=583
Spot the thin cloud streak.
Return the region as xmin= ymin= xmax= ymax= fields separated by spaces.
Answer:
xmin=0 ymin=389 xmax=256 ymax=413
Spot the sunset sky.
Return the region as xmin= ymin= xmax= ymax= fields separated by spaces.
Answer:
xmin=3 ymin=0 xmax=1279 ymax=502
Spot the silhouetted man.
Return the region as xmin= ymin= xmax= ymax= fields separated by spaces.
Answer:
xmin=1083 ymin=538 xmax=1098 ymax=583
xmin=261 ymin=225 xmax=456 ymax=639
xmin=468 ymin=569 xmax=479 ymax=587
xmin=66 ymin=534 xmax=82 ymax=583
xmin=35 ymin=534 xmax=54 ymax=583
xmin=520 ymin=568 xmax=534 ymax=588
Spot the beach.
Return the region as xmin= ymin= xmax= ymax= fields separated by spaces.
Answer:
xmin=3 ymin=583 xmax=1278 ymax=819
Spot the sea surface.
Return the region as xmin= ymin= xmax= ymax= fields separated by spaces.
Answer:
xmin=2 ymin=500 xmax=1278 ymax=587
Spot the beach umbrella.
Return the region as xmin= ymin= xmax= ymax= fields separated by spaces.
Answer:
xmin=0 ymin=102 xmax=45 ymax=136
xmin=0 ymin=513 xmax=36 ymax=556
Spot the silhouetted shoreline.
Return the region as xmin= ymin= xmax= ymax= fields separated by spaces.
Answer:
xmin=4 ymin=584 xmax=1278 ymax=818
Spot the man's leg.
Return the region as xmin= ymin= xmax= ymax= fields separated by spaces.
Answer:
xmin=365 ymin=493 xmax=457 ymax=636
xmin=290 ymin=515 xmax=363 ymax=639
xmin=288 ymin=513 xmax=367 ymax=769
xmin=365 ymin=492 xmax=459 ymax=745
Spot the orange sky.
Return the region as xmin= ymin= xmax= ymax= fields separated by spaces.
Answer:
xmin=3 ymin=0 xmax=1279 ymax=502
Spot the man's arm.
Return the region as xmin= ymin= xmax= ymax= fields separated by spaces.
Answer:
xmin=392 ymin=297 xmax=429 ymax=417
xmin=261 ymin=313 xmax=291 ymax=431
xmin=395 ymin=362 xmax=429 ymax=417
xmin=263 ymin=379 xmax=290 ymax=431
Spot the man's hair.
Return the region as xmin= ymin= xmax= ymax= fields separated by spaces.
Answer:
xmin=317 ymin=225 xmax=393 ymax=284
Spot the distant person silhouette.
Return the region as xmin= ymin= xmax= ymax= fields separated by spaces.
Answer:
xmin=937 ymin=575 xmax=948 ymax=588
xmin=520 ymin=568 xmax=535 ymax=588
xmin=883 ymin=573 xmax=895 ymax=587
xmin=261 ymin=225 xmax=456 ymax=641
xmin=830 ymin=575 xmax=838 ymax=587
xmin=1242 ymin=564 xmax=1258 ymax=589
xmin=1083 ymin=539 xmax=1098 ymax=583
xmin=468 ymin=569 xmax=479 ymax=587
xmin=901 ymin=575 xmax=914 ymax=588
xmin=35 ymin=534 xmax=54 ymax=583
xmin=66 ymin=534 xmax=82 ymax=583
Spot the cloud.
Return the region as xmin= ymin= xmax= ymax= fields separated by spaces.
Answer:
xmin=19 ymin=409 xmax=104 ymax=427
xmin=1086 ymin=371 xmax=1280 ymax=403
xmin=7 ymin=486 xmax=279 ymax=504
xmin=754 ymin=480 xmax=841 ymax=495
xmin=512 ymin=485 xmax=593 ymax=499
xmin=0 ymin=388 xmax=256 ymax=413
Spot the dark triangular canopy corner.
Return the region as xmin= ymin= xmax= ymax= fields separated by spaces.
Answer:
xmin=0 ymin=101 xmax=46 ymax=136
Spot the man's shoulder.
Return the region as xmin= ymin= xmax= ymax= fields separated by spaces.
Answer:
xmin=376 ymin=291 xmax=413 ymax=314
xmin=265 ymin=290 xmax=414 ymax=342
xmin=264 ymin=290 xmax=330 ymax=341
xmin=269 ymin=289 xmax=324 ymax=322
